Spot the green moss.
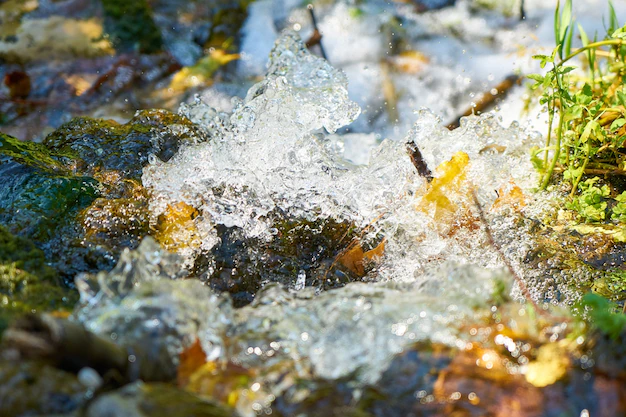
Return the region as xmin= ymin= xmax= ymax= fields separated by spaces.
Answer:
xmin=44 ymin=109 xmax=207 ymax=181
xmin=0 ymin=132 xmax=73 ymax=173
xmin=0 ymin=225 xmax=76 ymax=335
xmin=592 ymin=270 xmax=626 ymax=302
xmin=101 ymin=0 xmax=163 ymax=53
xmin=0 ymin=165 xmax=100 ymax=241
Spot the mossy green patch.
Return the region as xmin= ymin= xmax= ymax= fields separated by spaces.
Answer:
xmin=101 ymin=0 xmax=163 ymax=54
xmin=0 ymin=225 xmax=76 ymax=335
xmin=0 ymin=132 xmax=73 ymax=173
xmin=43 ymin=109 xmax=207 ymax=182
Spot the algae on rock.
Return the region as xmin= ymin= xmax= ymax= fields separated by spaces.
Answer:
xmin=0 ymin=225 xmax=76 ymax=334
xmin=0 ymin=109 xmax=207 ymax=277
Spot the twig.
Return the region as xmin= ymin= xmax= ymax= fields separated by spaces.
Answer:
xmin=406 ymin=141 xmax=433 ymax=181
xmin=446 ymin=74 xmax=521 ymax=130
xmin=305 ymin=4 xmax=328 ymax=61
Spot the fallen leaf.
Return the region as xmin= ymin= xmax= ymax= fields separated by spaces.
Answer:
xmin=185 ymin=361 xmax=254 ymax=407
xmin=338 ymin=239 xmax=386 ymax=276
xmin=417 ymin=151 xmax=470 ymax=221
xmin=169 ymin=49 xmax=239 ymax=93
xmin=154 ymin=201 xmax=202 ymax=253
xmin=388 ymin=50 xmax=429 ymax=74
xmin=491 ymin=182 xmax=527 ymax=212
xmin=524 ymin=342 xmax=570 ymax=387
xmin=4 ymin=71 xmax=31 ymax=99
xmin=177 ymin=339 xmax=207 ymax=388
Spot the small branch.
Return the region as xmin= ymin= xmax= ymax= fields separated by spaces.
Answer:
xmin=446 ymin=74 xmax=521 ymax=130
xmin=406 ymin=141 xmax=433 ymax=181
xmin=551 ymin=166 xmax=626 ymax=176
xmin=305 ymin=4 xmax=328 ymax=61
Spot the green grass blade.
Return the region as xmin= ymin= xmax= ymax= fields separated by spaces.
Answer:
xmin=609 ymin=0 xmax=618 ymax=35
xmin=554 ymin=0 xmax=561 ymax=48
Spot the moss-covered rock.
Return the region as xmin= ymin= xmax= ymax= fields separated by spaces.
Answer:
xmin=0 ymin=225 xmax=76 ymax=334
xmin=0 ymin=110 xmax=206 ymax=277
xmin=43 ymin=109 xmax=208 ymax=182
xmin=0 ymin=132 xmax=100 ymax=242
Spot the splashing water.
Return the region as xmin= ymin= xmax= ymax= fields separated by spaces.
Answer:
xmin=72 ymin=31 xmax=590 ymax=416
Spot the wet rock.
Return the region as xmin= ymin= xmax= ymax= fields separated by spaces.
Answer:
xmin=0 ymin=132 xmax=100 ymax=242
xmin=0 ymin=360 xmax=87 ymax=416
xmin=84 ymin=382 xmax=238 ymax=417
xmin=1 ymin=110 xmax=207 ymax=277
xmin=195 ymin=216 xmax=370 ymax=307
xmin=43 ymin=109 xmax=208 ymax=182
xmin=0 ymin=225 xmax=76 ymax=334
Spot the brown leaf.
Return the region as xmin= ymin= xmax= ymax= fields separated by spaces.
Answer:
xmin=177 ymin=339 xmax=207 ymax=388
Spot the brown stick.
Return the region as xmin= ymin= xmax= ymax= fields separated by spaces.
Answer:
xmin=305 ymin=5 xmax=328 ymax=61
xmin=406 ymin=141 xmax=433 ymax=181
xmin=2 ymin=314 xmax=176 ymax=383
xmin=446 ymin=74 xmax=521 ymax=130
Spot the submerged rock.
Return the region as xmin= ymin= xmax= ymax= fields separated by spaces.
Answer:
xmin=73 ymin=238 xmax=232 ymax=366
xmin=192 ymin=216 xmax=374 ymax=307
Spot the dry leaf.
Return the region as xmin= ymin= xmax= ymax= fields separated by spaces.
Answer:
xmin=491 ymin=182 xmax=527 ymax=212
xmin=338 ymin=239 xmax=386 ymax=276
xmin=177 ymin=339 xmax=207 ymax=388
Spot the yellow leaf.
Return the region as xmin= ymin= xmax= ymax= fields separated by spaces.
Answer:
xmin=185 ymin=361 xmax=254 ymax=407
xmin=388 ymin=50 xmax=429 ymax=74
xmin=154 ymin=201 xmax=202 ymax=253
xmin=169 ymin=49 xmax=239 ymax=92
xmin=524 ymin=342 xmax=570 ymax=387
xmin=417 ymin=151 xmax=470 ymax=221
xmin=337 ymin=239 xmax=386 ymax=277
